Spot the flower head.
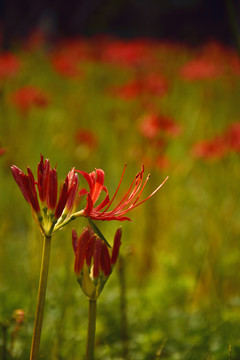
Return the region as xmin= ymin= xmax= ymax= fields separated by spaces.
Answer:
xmin=0 ymin=52 xmax=20 ymax=80
xmin=72 ymin=226 xmax=121 ymax=299
xmin=77 ymin=166 xmax=168 ymax=221
xmin=11 ymin=86 xmax=49 ymax=113
xmin=11 ymin=155 xmax=79 ymax=235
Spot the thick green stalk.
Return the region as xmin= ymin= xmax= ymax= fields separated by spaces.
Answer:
xmin=30 ymin=235 xmax=52 ymax=360
xmin=85 ymin=299 xmax=97 ymax=360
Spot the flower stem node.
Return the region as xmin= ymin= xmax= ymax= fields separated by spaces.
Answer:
xmin=72 ymin=227 xmax=122 ymax=300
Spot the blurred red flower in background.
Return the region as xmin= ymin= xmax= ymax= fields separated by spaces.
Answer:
xmin=50 ymin=38 xmax=91 ymax=78
xmin=180 ymin=57 xmax=223 ymax=81
xmin=99 ymin=38 xmax=157 ymax=68
xmin=11 ymin=86 xmax=49 ymax=112
xmin=225 ymin=122 xmax=240 ymax=153
xmin=0 ymin=146 xmax=6 ymax=156
xmin=110 ymin=73 xmax=169 ymax=100
xmin=192 ymin=136 xmax=227 ymax=160
xmin=192 ymin=122 xmax=240 ymax=160
xmin=138 ymin=113 xmax=181 ymax=139
xmin=0 ymin=52 xmax=21 ymax=80
xmin=51 ymin=53 xmax=83 ymax=78
xmin=75 ymin=129 xmax=98 ymax=150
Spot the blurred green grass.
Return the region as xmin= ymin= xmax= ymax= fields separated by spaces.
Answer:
xmin=1 ymin=38 xmax=240 ymax=359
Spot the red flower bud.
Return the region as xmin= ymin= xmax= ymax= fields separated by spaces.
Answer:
xmin=111 ymin=228 xmax=122 ymax=264
xmin=54 ymin=178 xmax=69 ymax=219
xmin=11 ymin=166 xmax=31 ymax=204
xmin=100 ymin=242 xmax=111 ymax=276
xmin=37 ymin=155 xmax=50 ymax=203
xmin=85 ymin=234 xmax=96 ymax=266
xmin=93 ymin=238 xmax=102 ymax=278
xmin=47 ymin=169 xmax=58 ymax=210
xmin=74 ymin=228 xmax=91 ymax=275
xmin=66 ymin=170 xmax=79 ymax=212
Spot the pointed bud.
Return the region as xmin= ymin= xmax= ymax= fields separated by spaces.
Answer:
xmin=93 ymin=238 xmax=102 ymax=278
xmin=100 ymin=242 xmax=111 ymax=276
xmin=37 ymin=155 xmax=50 ymax=203
xmin=26 ymin=168 xmax=40 ymax=213
xmin=85 ymin=234 xmax=96 ymax=266
xmin=11 ymin=166 xmax=31 ymax=204
xmin=66 ymin=171 xmax=79 ymax=212
xmin=54 ymin=178 xmax=68 ymax=219
xmin=47 ymin=169 xmax=58 ymax=210
xmin=111 ymin=228 xmax=122 ymax=265
xmin=74 ymin=228 xmax=91 ymax=275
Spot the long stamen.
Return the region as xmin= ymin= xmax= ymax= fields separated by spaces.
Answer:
xmin=110 ymin=168 xmax=144 ymax=214
xmin=118 ymin=176 xmax=169 ymax=215
xmin=130 ymin=174 xmax=151 ymax=207
xmin=101 ymin=164 xmax=127 ymax=213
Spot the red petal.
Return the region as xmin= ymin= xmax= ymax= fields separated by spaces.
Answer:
xmin=47 ymin=169 xmax=58 ymax=210
xmin=100 ymin=242 xmax=111 ymax=276
xmin=93 ymin=238 xmax=101 ymax=278
xmin=54 ymin=179 xmax=68 ymax=218
xmin=74 ymin=228 xmax=91 ymax=274
xmin=111 ymin=228 xmax=122 ymax=264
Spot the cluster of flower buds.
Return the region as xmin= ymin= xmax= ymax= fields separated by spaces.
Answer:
xmin=11 ymin=155 xmax=79 ymax=236
xmin=72 ymin=227 xmax=122 ymax=300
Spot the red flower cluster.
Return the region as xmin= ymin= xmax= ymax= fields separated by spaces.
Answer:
xmin=11 ymin=155 xmax=79 ymax=234
xmin=0 ymin=145 xmax=6 ymax=156
xmin=50 ymin=39 xmax=91 ymax=78
xmin=72 ymin=227 xmax=121 ymax=278
xmin=77 ymin=166 xmax=168 ymax=221
xmin=138 ymin=113 xmax=181 ymax=139
xmin=192 ymin=122 xmax=240 ymax=160
xmin=51 ymin=53 xmax=82 ymax=78
xmin=0 ymin=52 xmax=20 ymax=80
xmin=11 ymin=86 xmax=49 ymax=113
xmin=180 ymin=57 xmax=223 ymax=81
xmin=192 ymin=136 xmax=227 ymax=160
xmin=75 ymin=129 xmax=98 ymax=150
xmin=110 ymin=73 xmax=168 ymax=100
xmin=99 ymin=38 xmax=157 ymax=68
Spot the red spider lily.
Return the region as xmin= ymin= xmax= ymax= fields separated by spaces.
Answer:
xmin=225 ymin=122 xmax=240 ymax=153
xmin=110 ymin=73 xmax=168 ymax=100
xmin=11 ymin=86 xmax=49 ymax=113
xmin=192 ymin=136 xmax=227 ymax=160
xmin=0 ymin=146 xmax=6 ymax=156
xmin=138 ymin=113 xmax=181 ymax=140
xmin=99 ymin=38 xmax=157 ymax=68
xmin=179 ymin=57 xmax=223 ymax=81
xmin=72 ymin=226 xmax=121 ymax=299
xmin=50 ymin=39 xmax=90 ymax=79
xmin=76 ymin=166 xmax=168 ymax=221
xmin=11 ymin=155 xmax=79 ymax=234
xmin=75 ymin=129 xmax=98 ymax=150
xmin=0 ymin=52 xmax=21 ymax=80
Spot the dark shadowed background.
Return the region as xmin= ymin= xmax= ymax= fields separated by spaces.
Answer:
xmin=0 ymin=0 xmax=240 ymax=49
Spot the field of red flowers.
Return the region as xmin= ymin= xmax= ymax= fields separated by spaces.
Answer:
xmin=1 ymin=33 xmax=240 ymax=359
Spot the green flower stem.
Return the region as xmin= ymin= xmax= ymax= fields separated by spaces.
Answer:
xmin=30 ymin=235 xmax=52 ymax=360
xmin=85 ymin=299 xmax=97 ymax=360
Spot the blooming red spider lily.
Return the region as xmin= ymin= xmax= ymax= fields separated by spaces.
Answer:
xmin=11 ymin=155 xmax=79 ymax=235
xmin=76 ymin=165 xmax=168 ymax=221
